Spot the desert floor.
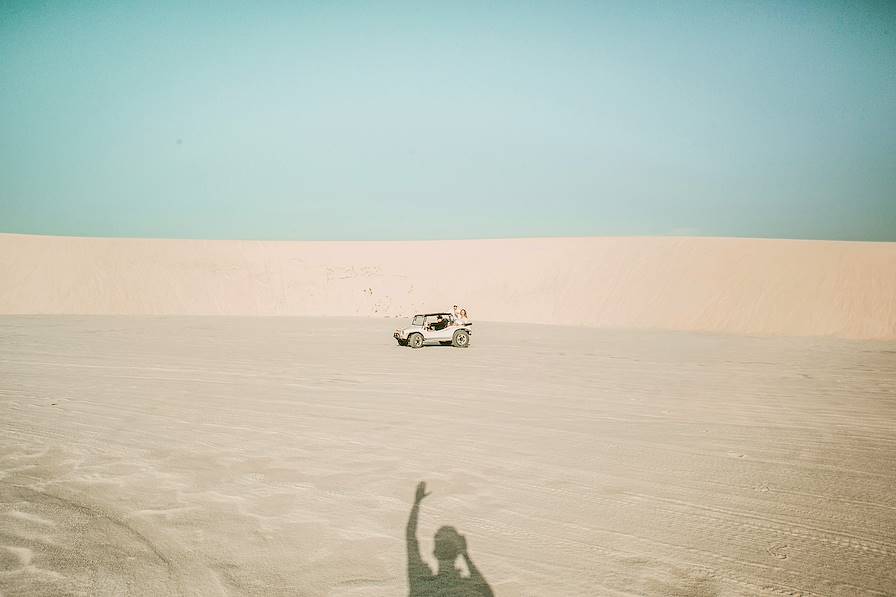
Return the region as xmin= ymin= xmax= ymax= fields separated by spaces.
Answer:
xmin=1 ymin=316 xmax=894 ymax=596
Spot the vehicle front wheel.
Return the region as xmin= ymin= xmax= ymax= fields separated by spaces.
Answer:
xmin=408 ymin=333 xmax=424 ymax=349
xmin=452 ymin=330 xmax=470 ymax=348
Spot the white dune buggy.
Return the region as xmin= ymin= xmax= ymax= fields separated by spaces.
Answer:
xmin=393 ymin=313 xmax=472 ymax=348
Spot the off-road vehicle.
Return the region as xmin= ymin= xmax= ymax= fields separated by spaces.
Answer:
xmin=393 ymin=313 xmax=471 ymax=348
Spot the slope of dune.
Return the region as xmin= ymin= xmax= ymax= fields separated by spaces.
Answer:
xmin=1 ymin=233 xmax=894 ymax=338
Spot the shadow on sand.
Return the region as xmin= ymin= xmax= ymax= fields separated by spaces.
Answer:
xmin=406 ymin=481 xmax=494 ymax=597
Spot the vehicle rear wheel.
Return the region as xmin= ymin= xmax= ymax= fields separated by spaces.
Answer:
xmin=452 ymin=330 xmax=470 ymax=348
xmin=408 ymin=333 xmax=424 ymax=349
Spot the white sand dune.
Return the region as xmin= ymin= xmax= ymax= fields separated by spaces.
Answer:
xmin=1 ymin=317 xmax=894 ymax=596
xmin=1 ymin=233 xmax=894 ymax=339
xmin=1 ymin=234 xmax=894 ymax=595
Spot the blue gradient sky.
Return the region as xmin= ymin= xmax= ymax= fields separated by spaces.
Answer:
xmin=2 ymin=1 xmax=894 ymax=240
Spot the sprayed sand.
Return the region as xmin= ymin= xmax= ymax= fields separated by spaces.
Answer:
xmin=2 ymin=234 xmax=895 ymax=339
xmin=1 ymin=316 xmax=894 ymax=596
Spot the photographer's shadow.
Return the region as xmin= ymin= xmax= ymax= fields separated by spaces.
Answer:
xmin=406 ymin=481 xmax=494 ymax=597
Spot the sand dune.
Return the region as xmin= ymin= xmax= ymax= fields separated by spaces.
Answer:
xmin=1 ymin=317 xmax=895 ymax=596
xmin=2 ymin=234 xmax=895 ymax=592
xmin=1 ymin=233 xmax=894 ymax=339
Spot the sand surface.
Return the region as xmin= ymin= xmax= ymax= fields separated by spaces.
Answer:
xmin=1 ymin=316 xmax=894 ymax=596
xmin=2 ymin=234 xmax=895 ymax=339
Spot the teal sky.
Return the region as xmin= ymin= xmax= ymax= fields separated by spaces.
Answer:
xmin=2 ymin=1 xmax=895 ymax=241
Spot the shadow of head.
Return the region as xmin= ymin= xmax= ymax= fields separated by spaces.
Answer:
xmin=433 ymin=526 xmax=463 ymax=562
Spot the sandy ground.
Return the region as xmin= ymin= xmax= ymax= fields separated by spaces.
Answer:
xmin=1 ymin=316 xmax=894 ymax=596
xmin=2 ymin=234 xmax=895 ymax=339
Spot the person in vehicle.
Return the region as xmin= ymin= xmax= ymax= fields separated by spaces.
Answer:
xmin=432 ymin=315 xmax=449 ymax=331
xmin=451 ymin=306 xmax=470 ymax=326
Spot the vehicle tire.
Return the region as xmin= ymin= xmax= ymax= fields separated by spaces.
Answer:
xmin=408 ymin=333 xmax=424 ymax=349
xmin=452 ymin=330 xmax=470 ymax=348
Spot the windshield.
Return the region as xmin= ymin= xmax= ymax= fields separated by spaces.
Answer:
xmin=412 ymin=315 xmax=424 ymax=326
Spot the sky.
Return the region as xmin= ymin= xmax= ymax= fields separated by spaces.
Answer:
xmin=1 ymin=1 xmax=894 ymax=241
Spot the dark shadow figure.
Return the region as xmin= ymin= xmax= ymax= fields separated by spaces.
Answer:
xmin=406 ymin=481 xmax=494 ymax=597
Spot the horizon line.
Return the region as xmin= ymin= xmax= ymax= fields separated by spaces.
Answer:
xmin=2 ymin=231 xmax=893 ymax=245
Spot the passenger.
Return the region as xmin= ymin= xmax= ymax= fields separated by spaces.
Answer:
xmin=458 ymin=308 xmax=469 ymax=325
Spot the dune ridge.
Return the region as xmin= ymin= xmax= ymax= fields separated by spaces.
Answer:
xmin=1 ymin=233 xmax=894 ymax=339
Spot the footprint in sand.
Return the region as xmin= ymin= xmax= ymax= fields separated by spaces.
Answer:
xmin=766 ymin=543 xmax=789 ymax=560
